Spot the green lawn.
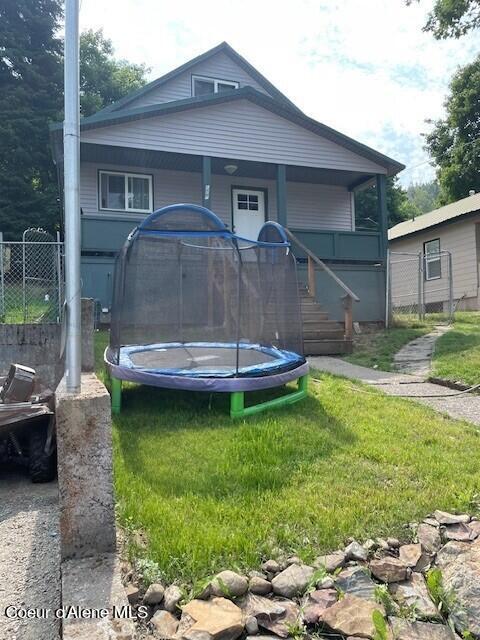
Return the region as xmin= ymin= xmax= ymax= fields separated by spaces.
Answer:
xmin=432 ymin=312 xmax=480 ymax=386
xmin=344 ymin=319 xmax=436 ymax=371
xmin=95 ymin=332 xmax=480 ymax=585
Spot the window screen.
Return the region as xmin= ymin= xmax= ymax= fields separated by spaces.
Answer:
xmin=424 ymin=238 xmax=441 ymax=280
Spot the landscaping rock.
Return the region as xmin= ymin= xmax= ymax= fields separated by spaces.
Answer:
xmin=414 ymin=552 xmax=433 ymax=573
xmin=335 ymin=566 xmax=376 ymax=600
xmin=344 ymin=540 xmax=368 ymax=562
xmin=163 ymin=584 xmax=182 ymax=613
xmin=259 ymin=598 xmax=300 ymax=639
xmin=389 ymin=572 xmax=440 ymax=620
xmin=434 ymin=510 xmax=470 ymax=525
xmin=443 ymin=522 xmax=476 ymax=542
xmin=436 ymin=538 xmax=480 ymax=636
xmin=150 ymin=610 xmax=179 ymax=639
xmin=399 ymin=543 xmax=422 ymax=567
xmin=237 ymin=593 xmax=285 ymax=623
xmin=363 ymin=539 xmax=377 ymax=553
xmin=423 ymin=517 xmax=439 ymax=527
xmin=314 ymin=551 xmax=345 ymax=572
xmin=321 ymin=594 xmax=384 ymax=639
xmin=376 ymin=538 xmax=390 ymax=551
xmin=249 ymin=576 xmax=272 ymax=595
xmin=370 ymin=557 xmax=408 ymax=583
xmin=144 ymin=582 xmax=165 ymax=605
xmin=286 ymin=555 xmax=301 ymax=565
xmin=389 ymin=617 xmax=460 ymax=639
xmin=317 ymin=576 xmax=334 ymax=589
xmin=387 ymin=537 xmax=400 ymax=548
xmin=244 ymin=616 xmax=258 ymax=635
xmin=179 ymin=597 xmax=243 ymax=640
xmin=469 ymin=520 xmax=480 ymax=538
xmin=261 ymin=559 xmax=281 ymax=574
xmin=302 ymin=588 xmax=337 ymax=624
xmin=417 ymin=523 xmax=441 ymax=554
xmin=125 ymin=583 xmax=140 ymax=604
xmin=211 ymin=570 xmax=248 ymax=598
xmin=271 ymin=563 xmax=314 ymax=598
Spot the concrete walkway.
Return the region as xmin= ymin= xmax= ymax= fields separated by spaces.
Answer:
xmin=393 ymin=325 xmax=450 ymax=376
xmin=308 ymin=356 xmax=480 ymax=426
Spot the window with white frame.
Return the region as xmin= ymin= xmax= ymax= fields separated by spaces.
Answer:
xmin=424 ymin=238 xmax=441 ymax=280
xmin=99 ymin=171 xmax=153 ymax=213
xmin=192 ymin=75 xmax=239 ymax=97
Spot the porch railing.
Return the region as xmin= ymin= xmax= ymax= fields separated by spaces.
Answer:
xmin=285 ymin=228 xmax=360 ymax=340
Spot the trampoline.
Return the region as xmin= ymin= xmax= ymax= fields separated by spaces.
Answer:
xmin=105 ymin=204 xmax=308 ymax=418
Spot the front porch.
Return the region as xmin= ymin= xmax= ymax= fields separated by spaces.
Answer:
xmin=78 ymin=143 xmax=390 ymax=351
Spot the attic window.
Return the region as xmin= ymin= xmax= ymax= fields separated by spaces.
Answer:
xmin=192 ymin=75 xmax=239 ymax=97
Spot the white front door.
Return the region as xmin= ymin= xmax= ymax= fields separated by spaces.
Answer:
xmin=232 ymin=188 xmax=266 ymax=239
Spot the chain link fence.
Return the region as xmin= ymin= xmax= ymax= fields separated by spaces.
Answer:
xmin=387 ymin=250 xmax=454 ymax=326
xmin=0 ymin=229 xmax=64 ymax=324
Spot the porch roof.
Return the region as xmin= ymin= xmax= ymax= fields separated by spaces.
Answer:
xmin=76 ymin=143 xmax=377 ymax=189
xmin=50 ymin=87 xmax=404 ymax=179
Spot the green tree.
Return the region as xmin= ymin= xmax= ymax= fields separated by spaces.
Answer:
xmin=80 ymin=29 xmax=149 ymax=117
xmin=424 ymin=55 xmax=480 ymax=204
xmin=423 ymin=0 xmax=480 ymax=39
xmin=355 ymin=177 xmax=419 ymax=230
xmin=0 ymin=0 xmax=63 ymax=239
xmin=407 ymin=180 xmax=440 ymax=214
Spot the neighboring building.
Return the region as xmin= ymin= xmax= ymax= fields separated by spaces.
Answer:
xmin=50 ymin=42 xmax=404 ymax=349
xmin=389 ymin=192 xmax=480 ymax=311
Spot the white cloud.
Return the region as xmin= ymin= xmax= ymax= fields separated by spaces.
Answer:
xmin=79 ymin=0 xmax=480 ymax=185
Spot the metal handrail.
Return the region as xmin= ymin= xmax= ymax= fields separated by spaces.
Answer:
xmin=285 ymin=228 xmax=360 ymax=302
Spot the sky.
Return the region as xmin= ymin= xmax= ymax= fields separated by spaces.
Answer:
xmin=79 ymin=0 xmax=480 ymax=186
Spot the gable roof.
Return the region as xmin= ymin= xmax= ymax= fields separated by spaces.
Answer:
xmin=389 ymin=192 xmax=480 ymax=241
xmin=50 ymin=87 xmax=405 ymax=176
xmin=94 ymin=41 xmax=300 ymax=117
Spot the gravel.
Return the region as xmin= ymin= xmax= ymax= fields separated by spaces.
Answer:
xmin=0 ymin=468 xmax=60 ymax=640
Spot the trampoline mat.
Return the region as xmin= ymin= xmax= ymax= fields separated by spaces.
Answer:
xmin=116 ymin=342 xmax=303 ymax=378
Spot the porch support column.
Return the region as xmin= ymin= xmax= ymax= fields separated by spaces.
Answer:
xmin=202 ymin=156 xmax=211 ymax=209
xmin=376 ymin=173 xmax=388 ymax=260
xmin=276 ymin=164 xmax=287 ymax=227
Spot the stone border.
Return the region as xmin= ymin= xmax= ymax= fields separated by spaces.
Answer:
xmin=124 ymin=509 xmax=480 ymax=640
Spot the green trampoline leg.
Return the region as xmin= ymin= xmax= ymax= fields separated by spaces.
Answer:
xmin=111 ymin=377 xmax=122 ymax=414
xmin=230 ymin=375 xmax=309 ymax=419
xmin=230 ymin=391 xmax=245 ymax=419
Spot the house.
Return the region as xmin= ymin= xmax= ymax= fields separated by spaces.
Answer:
xmin=50 ymin=42 xmax=404 ymax=353
xmin=389 ymin=192 xmax=480 ymax=311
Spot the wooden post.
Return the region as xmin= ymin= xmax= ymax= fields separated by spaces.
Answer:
xmin=343 ymin=294 xmax=353 ymax=340
xmin=376 ymin=174 xmax=388 ymax=261
xmin=307 ymin=255 xmax=316 ymax=298
xmin=276 ymin=164 xmax=287 ymax=227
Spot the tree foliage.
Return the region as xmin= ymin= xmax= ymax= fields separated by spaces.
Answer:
xmin=80 ymin=29 xmax=149 ymax=117
xmin=355 ymin=177 xmax=419 ymax=230
xmin=406 ymin=180 xmax=440 ymax=214
xmin=0 ymin=12 xmax=149 ymax=239
xmin=423 ymin=0 xmax=480 ymax=39
xmin=424 ymin=55 xmax=480 ymax=204
xmin=0 ymin=0 xmax=63 ymax=239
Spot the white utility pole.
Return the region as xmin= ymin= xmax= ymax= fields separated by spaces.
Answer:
xmin=63 ymin=0 xmax=81 ymax=392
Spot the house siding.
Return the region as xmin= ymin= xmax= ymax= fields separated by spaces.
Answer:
xmin=81 ymin=100 xmax=387 ymax=174
xmin=389 ymin=213 xmax=480 ymax=310
xmin=125 ymin=51 xmax=271 ymax=109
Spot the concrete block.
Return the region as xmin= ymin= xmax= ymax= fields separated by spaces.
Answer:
xmin=55 ymin=373 xmax=116 ymax=559
xmin=81 ymin=298 xmax=95 ymax=372
xmin=62 ymin=553 xmax=135 ymax=640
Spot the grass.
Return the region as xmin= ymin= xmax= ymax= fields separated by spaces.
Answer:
xmin=344 ymin=318 xmax=436 ymax=371
xmin=432 ymin=312 xmax=480 ymax=386
xmin=95 ymin=331 xmax=480 ymax=585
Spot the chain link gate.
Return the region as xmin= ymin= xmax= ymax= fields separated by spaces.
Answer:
xmin=0 ymin=228 xmax=64 ymax=323
xmin=387 ymin=250 xmax=454 ymax=327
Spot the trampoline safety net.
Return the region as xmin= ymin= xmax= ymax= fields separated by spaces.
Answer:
xmin=108 ymin=204 xmax=305 ymax=379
